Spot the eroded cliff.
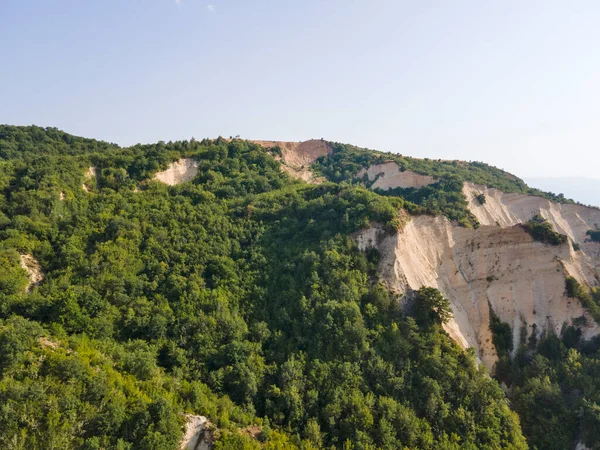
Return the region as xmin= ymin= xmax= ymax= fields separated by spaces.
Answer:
xmin=357 ymin=202 xmax=600 ymax=370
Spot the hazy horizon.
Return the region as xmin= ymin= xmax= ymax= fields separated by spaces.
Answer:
xmin=2 ymin=1 xmax=599 ymax=179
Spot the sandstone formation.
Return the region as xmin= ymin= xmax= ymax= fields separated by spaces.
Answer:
xmin=464 ymin=181 xmax=600 ymax=244
xmin=356 ymin=214 xmax=599 ymax=370
xmin=154 ymin=159 xmax=199 ymax=186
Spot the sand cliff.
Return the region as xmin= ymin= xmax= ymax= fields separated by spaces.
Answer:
xmin=357 ymin=195 xmax=600 ymax=370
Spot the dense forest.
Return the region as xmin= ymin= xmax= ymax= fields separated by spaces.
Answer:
xmin=0 ymin=125 xmax=598 ymax=449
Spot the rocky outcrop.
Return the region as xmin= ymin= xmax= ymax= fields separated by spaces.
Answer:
xmin=154 ymin=159 xmax=199 ymax=186
xmin=357 ymin=162 xmax=437 ymax=190
xmin=180 ymin=415 xmax=212 ymax=450
xmin=356 ymin=215 xmax=599 ymax=370
xmin=252 ymin=140 xmax=332 ymax=183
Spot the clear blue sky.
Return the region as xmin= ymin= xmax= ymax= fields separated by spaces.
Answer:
xmin=1 ymin=0 xmax=599 ymax=179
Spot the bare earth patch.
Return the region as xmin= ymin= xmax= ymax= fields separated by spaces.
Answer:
xmin=464 ymin=181 xmax=600 ymax=247
xmin=39 ymin=337 xmax=60 ymax=350
xmin=252 ymin=140 xmax=332 ymax=183
xmin=20 ymin=254 xmax=43 ymax=292
xmin=82 ymin=166 xmax=97 ymax=192
xmin=180 ymin=415 xmax=212 ymax=450
xmin=155 ymin=159 xmax=199 ymax=186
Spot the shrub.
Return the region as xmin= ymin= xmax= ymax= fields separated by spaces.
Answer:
xmin=489 ymin=306 xmax=513 ymax=355
xmin=586 ymin=230 xmax=600 ymax=243
xmin=524 ymin=216 xmax=568 ymax=246
xmin=565 ymin=276 xmax=600 ymax=323
xmin=413 ymin=287 xmax=453 ymax=326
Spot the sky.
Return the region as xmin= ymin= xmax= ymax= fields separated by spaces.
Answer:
xmin=1 ymin=0 xmax=599 ymax=179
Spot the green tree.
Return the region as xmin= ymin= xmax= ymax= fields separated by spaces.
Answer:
xmin=414 ymin=287 xmax=453 ymax=326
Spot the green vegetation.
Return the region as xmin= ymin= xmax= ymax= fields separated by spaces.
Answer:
xmin=488 ymin=276 xmax=600 ymax=449
xmin=489 ymin=307 xmax=513 ymax=356
xmin=0 ymin=125 xmax=119 ymax=159
xmin=491 ymin=314 xmax=600 ymax=450
xmin=413 ymin=287 xmax=453 ymax=326
xmin=314 ymin=142 xmax=532 ymax=193
xmin=523 ymin=215 xmax=568 ymax=246
xmin=565 ymin=276 xmax=600 ymax=323
xmin=0 ymin=126 xmax=529 ymax=449
xmin=376 ymin=177 xmax=480 ymax=228
xmin=586 ymin=229 xmax=600 ymax=243
xmin=312 ymin=143 xmax=576 ymax=229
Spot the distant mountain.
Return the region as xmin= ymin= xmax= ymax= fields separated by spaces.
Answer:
xmin=524 ymin=177 xmax=600 ymax=207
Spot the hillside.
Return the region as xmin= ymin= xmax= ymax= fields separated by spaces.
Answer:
xmin=525 ymin=176 xmax=600 ymax=208
xmin=0 ymin=125 xmax=599 ymax=449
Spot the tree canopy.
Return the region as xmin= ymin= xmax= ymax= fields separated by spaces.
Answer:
xmin=0 ymin=124 xmax=594 ymax=449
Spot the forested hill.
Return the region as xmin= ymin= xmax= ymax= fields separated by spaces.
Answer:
xmin=0 ymin=125 xmax=120 ymax=159
xmin=0 ymin=125 xmax=597 ymax=450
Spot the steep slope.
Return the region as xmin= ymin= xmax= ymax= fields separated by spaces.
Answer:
xmin=0 ymin=127 xmax=533 ymax=449
xmin=357 ymin=216 xmax=599 ymax=369
xmin=465 ymin=182 xmax=600 ymax=276
xmin=464 ymin=182 xmax=600 ymax=242
xmin=334 ymin=143 xmax=600 ymax=372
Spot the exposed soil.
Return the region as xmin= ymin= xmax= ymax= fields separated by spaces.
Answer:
xmin=20 ymin=254 xmax=43 ymax=292
xmin=252 ymin=139 xmax=332 ymax=183
xmin=154 ymin=159 xmax=199 ymax=186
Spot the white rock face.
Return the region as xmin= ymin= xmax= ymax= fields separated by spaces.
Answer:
xmin=464 ymin=182 xmax=600 ymax=243
xmin=155 ymin=159 xmax=199 ymax=186
xmin=356 ymin=215 xmax=599 ymax=370
xmin=180 ymin=415 xmax=212 ymax=450
xmin=357 ymin=162 xmax=437 ymax=190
